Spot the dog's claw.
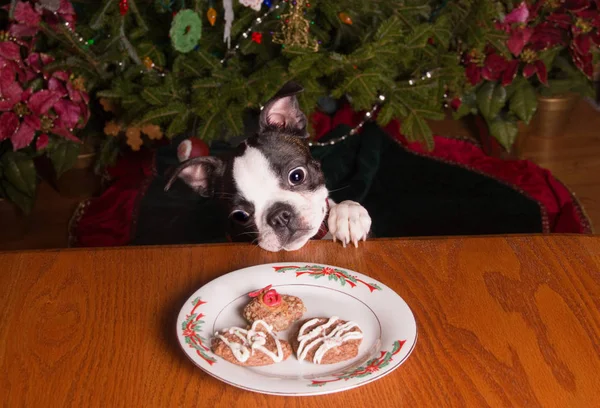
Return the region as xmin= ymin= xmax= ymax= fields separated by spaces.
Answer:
xmin=353 ymin=239 xmax=358 ymax=248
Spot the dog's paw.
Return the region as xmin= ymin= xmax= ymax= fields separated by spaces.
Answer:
xmin=328 ymin=201 xmax=371 ymax=248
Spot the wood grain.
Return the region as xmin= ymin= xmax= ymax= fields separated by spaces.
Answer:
xmin=1 ymin=236 xmax=599 ymax=407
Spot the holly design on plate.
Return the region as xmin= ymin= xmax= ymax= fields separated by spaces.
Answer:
xmin=309 ymin=340 xmax=406 ymax=387
xmin=181 ymin=297 xmax=217 ymax=365
xmin=273 ymin=265 xmax=382 ymax=292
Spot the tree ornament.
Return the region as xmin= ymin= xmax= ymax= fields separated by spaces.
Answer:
xmin=207 ymin=7 xmax=217 ymax=26
xmin=170 ymin=9 xmax=203 ymax=53
xmin=143 ymin=56 xmax=154 ymax=69
xmin=223 ymin=0 xmax=234 ymax=48
xmin=239 ymin=0 xmax=262 ymax=11
xmin=177 ymin=138 xmax=210 ymax=161
xmin=119 ymin=0 xmax=129 ymax=16
xmin=251 ymin=31 xmax=263 ymax=44
xmin=141 ymin=124 xmax=163 ymax=140
xmin=125 ymin=127 xmax=143 ymax=151
xmin=104 ymin=121 xmax=121 ymax=136
xmin=273 ymin=0 xmax=318 ymax=51
xmin=338 ymin=12 xmax=352 ymax=25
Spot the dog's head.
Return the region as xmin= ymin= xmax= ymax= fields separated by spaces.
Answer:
xmin=166 ymin=82 xmax=328 ymax=251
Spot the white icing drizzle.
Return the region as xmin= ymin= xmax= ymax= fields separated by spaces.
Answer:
xmin=296 ymin=316 xmax=363 ymax=364
xmin=215 ymin=320 xmax=284 ymax=363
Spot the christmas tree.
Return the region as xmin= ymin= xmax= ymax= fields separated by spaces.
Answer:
xmin=8 ymin=0 xmax=507 ymax=162
xmin=2 ymin=0 xmax=597 ymax=213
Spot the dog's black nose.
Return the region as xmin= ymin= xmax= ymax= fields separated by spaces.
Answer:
xmin=267 ymin=203 xmax=294 ymax=231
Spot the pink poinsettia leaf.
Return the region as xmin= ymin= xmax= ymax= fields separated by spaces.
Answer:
xmin=27 ymin=90 xmax=62 ymax=115
xmin=66 ymin=81 xmax=82 ymax=102
xmin=504 ymin=2 xmax=529 ymax=24
xmin=0 ymin=112 xmax=20 ymax=141
xmin=53 ymin=99 xmax=81 ymax=129
xmin=8 ymin=23 xmax=39 ymax=38
xmin=26 ymin=53 xmax=55 ymax=73
xmin=48 ymin=77 xmax=68 ymax=96
xmin=20 ymin=88 xmax=32 ymax=102
xmin=574 ymin=34 xmax=591 ymax=54
xmin=51 ymin=121 xmax=81 ymax=143
xmin=23 ymin=114 xmax=40 ymax=130
xmin=52 ymin=70 xmax=69 ymax=82
xmin=502 ymin=60 xmax=520 ymax=86
xmin=13 ymin=1 xmax=42 ymax=27
xmin=508 ymin=28 xmax=533 ymax=56
xmin=534 ymin=60 xmax=548 ymax=85
xmin=36 ymin=133 xmax=49 ymax=150
xmin=523 ymin=63 xmax=536 ymax=78
xmin=58 ymin=0 xmax=76 ymax=15
xmin=10 ymin=119 xmax=36 ymax=150
xmin=0 ymin=42 xmax=22 ymax=61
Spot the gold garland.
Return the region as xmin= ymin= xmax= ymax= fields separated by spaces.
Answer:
xmin=272 ymin=0 xmax=318 ymax=51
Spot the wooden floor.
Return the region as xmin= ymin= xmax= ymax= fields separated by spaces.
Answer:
xmin=1 ymin=99 xmax=599 ymax=251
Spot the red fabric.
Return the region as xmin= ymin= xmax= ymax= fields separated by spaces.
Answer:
xmin=310 ymin=104 xmax=591 ymax=234
xmin=70 ymin=149 xmax=155 ymax=247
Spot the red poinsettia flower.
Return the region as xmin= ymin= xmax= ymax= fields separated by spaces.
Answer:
xmin=570 ymin=10 xmax=600 ymax=55
xmin=529 ymin=21 xmax=566 ymax=50
xmin=7 ymin=0 xmax=76 ymax=39
xmin=0 ymin=45 xmax=89 ymax=150
xmin=521 ymin=48 xmax=548 ymax=84
xmin=496 ymin=2 xmax=534 ymax=56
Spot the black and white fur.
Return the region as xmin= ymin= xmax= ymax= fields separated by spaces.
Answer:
xmin=165 ymin=82 xmax=371 ymax=252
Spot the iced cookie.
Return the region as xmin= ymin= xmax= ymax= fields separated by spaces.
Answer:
xmin=291 ymin=316 xmax=363 ymax=364
xmin=243 ymin=285 xmax=306 ymax=332
xmin=211 ymin=320 xmax=292 ymax=366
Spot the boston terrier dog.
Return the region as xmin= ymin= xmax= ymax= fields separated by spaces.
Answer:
xmin=165 ymin=81 xmax=371 ymax=252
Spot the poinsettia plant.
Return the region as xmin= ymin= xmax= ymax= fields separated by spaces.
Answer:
xmin=454 ymin=0 xmax=599 ymax=150
xmin=0 ymin=0 xmax=90 ymax=213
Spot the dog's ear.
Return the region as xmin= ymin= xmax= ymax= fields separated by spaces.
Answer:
xmin=164 ymin=156 xmax=224 ymax=197
xmin=259 ymin=81 xmax=308 ymax=137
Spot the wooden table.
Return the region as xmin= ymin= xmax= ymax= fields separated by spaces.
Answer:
xmin=1 ymin=236 xmax=599 ymax=407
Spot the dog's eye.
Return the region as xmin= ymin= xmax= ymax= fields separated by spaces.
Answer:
xmin=288 ymin=167 xmax=306 ymax=186
xmin=230 ymin=210 xmax=251 ymax=224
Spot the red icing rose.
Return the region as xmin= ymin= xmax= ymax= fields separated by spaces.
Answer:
xmin=262 ymin=289 xmax=282 ymax=307
xmin=248 ymin=285 xmax=281 ymax=307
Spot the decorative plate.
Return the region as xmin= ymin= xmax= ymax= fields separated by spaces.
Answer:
xmin=176 ymin=263 xmax=417 ymax=396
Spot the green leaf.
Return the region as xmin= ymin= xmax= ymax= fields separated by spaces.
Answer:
xmin=47 ymin=140 xmax=81 ymax=178
xmin=401 ymin=111 xmax=434 ymax=150
xmin=0 ymin=181 xmax=34 ymax=214
xmin=509 ymin=82 xmax=538 ymax=124
xmin=1 ymin=151 xmax=36 ymax=196
xmin=477 ymin=82 xmax=507 ymax=119
xmin=166 ymin=110 xmax=191 ymax=138
xmin=0 ymin=151 xmax=37 ymax=214
xmin=141 ymin=103 xmax=188 ymax=125
xmin=402 ymin=24 xmax=433 ymax=49
xmin=141 ymin=87 xmax=169 ymax=106
xmin=488 ymin=116 xmax=518 ymax=150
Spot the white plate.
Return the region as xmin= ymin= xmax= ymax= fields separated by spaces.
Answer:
xmin=176 ymin=263 xmax=417 ymax=396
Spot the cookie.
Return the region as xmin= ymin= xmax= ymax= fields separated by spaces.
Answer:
xmin=243 ymin=285 xmax=306 ymax=332
xmin=211 ymin=320 xmax=292 ymax=366
xmin=291 ymin=317 xmax=363 ymax=364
